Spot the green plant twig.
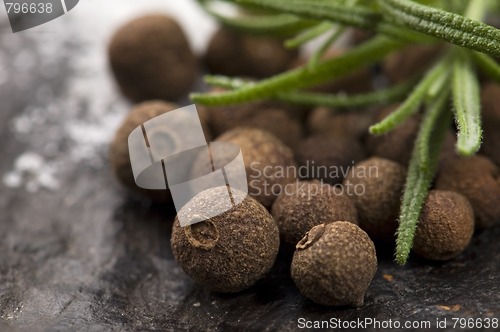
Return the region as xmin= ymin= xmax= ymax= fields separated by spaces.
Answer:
xmin=452 ymin=51 xmax=482 ymax=156
xmin=237 ymin=0 xmax=431 ymax=42
xmin=191 ymin=36 xmax=403 ymax=106
xmin=378 ymin=0 xmax=500 ymax=57
xmin=396 ymin=89 xmax=452 ymax=265
xmin=369 ymin=54 xmax=451 ymax=135
xmin=285 ymin=22 xmax=334 ymax=48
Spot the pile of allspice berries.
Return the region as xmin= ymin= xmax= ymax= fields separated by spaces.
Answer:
xmin=107 ymin=14 xmax=500 ymax=307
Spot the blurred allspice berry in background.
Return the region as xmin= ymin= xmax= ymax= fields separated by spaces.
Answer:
xmin=109 ymin=100 xmax=210 ymax=202
xmin=204 ymin=27 xmax=299 ymax=78
xmin=108 ymin=15 xmax=197 ymax=102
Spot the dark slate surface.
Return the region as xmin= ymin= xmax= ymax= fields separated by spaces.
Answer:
xmin=0 ymin=12 xmax=499 ymax=332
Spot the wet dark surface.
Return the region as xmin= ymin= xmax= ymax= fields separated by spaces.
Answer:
xmin=0 ymin=12 xmax=499 ymax=332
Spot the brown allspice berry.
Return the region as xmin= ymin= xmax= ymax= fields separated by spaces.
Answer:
xmin=343 ymin=157 xmax=407 ymax=241
xmin=204 ymin=27 xmax=298 ymax=78
xmin=291 ymin=222 xmax=377 ymax=307
xmin=271 ymin=180 xmax=358 ymax=246
xmin=383 ymin=44 xmax=444 ymax=84
xmin=307 ymin=107 xmax=374 ymax=139
xmin=480 ymin=83 xmax=500 ymax=166
xmin=436 ymin=155 xmax=500 ymax=229
xmin=109 ymin=101 xmax=210 ymax=201
xmin=200 ymin=96 xmax=303 ymax=148
xmin=295 ymin=134 xmax=366 ymax=185
xmin=108 ymin=15 xmax=197 ymax=102
xmin=214 ymin=127 xmax=298 ymax=209
xmin=365 ymin=105 xmax=421 ymax=166
xmin=413 ymin=190 xmax=475 ymax=261
xmin=171 ymin=187 xmax=280 ymax=293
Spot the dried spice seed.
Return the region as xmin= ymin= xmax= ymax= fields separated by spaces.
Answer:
xmin=343 ymin=157 xmax=407 ymax=241
xmin=480 ymin=83 xmax=500 ymax=166
xmin=204 ymin=27 xmax=299 ymax=78
xmin=171 ymin=187 xmax=280 ymax=293
xmin=436 ymin=155 xmax=500 ymax=229
xmin=214 ymin=127 xmax=297 ymax=209
xmin=383 ymin=44 xmax=444 ymax=84
xmin=365 ymin=105 xmax=422 ymax=166
xmin=109 ymin=101 xmax=210 ymax=201
xmin=271 ymin=180 xmax=358 ymax=246
xmin=108 ymin=15 xmax=197 ymax=102
xmin=413 ymin=190 xmax=475 ymax=261
xmin=291 ymin=222 xmax=377 ymax=307
xmin=296 ymin=134 xmax=366 ymax=185
xmin=307 ymin=107 xmax=374 ymax=139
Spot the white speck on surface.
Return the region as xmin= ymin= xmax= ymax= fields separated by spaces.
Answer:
xmin=3 ymin=152 xmax=60 ymax=192
xmin=193 ymin=302 xmax=201 ymax=307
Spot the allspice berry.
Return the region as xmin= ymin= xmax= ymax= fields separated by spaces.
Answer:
xmin=109 ymin=101 xmax=210 ymax=201
xmin=204 ymin=27 xmax=298 ymax=78
xmin=436 ymin=156 xmax=500 ymax=229
xmin=365 ymin=105 xmax=421 ymax=166
xmin=271 ymin=180 xmax=358 ymax=245
xmin=295 ymin=134 xmax=366 ymax=185
xmin=307 ymin=107 xmax=374 ymax=139
xmin=343 ymin=157 xmax=407 ymax=241
xmin=200 ymin=96 xmax=303 ymax=149
xmin=291 ymin=222 xmax=377 ymax=307
xmin=215 ymin=127 xmax=298 ymax=209
xmin=171 ymin=187 xmax=280 ymax=293
xmin=383 ymin=44 xmax=444 ymax=83
xmin=108 ymin=15 xmax=197 ymax=102
xmin=480 ymin=83 xmax=500 ymax=166
xmin=413 ymin=190 xmax=475 ymax=261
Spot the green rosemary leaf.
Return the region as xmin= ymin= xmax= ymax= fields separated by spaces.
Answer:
xmin=204 ymin=75 xmax=250 ymax=89
xmin=452 ymin=51 xmax=482 ymax=156
xmin=284 ymin=22 xmax=334 ymax=48
xmin=396 ymin=93 xmax=452 ymax=265
xmin=197 ymin=0 xmax=314 ymax=35
xmin=378 ymin=0 xmax=500 ymax=58
xmin=308 ymin=27 xmax=346 ymax=69
xmin=471 ymin=52 xmax=500 ymax=83
xmin=237 ymin=0 xmax=430 ymax=42
xmin=191 ymin=36 xmax=403 ymax=106
xmin=276 ymin=80 xmax=415 ymax=108
xmin=204 ymin=74 xmax=414 ymax=108
xmin=369 ymin=55 xmax=451 ymax=135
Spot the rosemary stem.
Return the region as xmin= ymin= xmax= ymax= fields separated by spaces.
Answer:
xmin=191 ymin=36 xmax=403 ymax=106
xmin=285 ymin=22 xmax=334 ymax=48
xmin=369 ymin=54 xmax=451 ymax=135
xmin=452 ymin=51 xmax=482 ymax=156
xmin=395 ymin=89 xmax=452 ymax=265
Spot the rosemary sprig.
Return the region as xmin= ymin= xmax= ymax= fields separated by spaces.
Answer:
xmin=191 ymin=36 xmax=403 ymax=106
xmin=378 ymin=0 xmax=500 ymax=57
xmin=197 ymin=0 xmax=314 ymax=35
xmin=285 ymin=22 xmax=334 ymax=48
xmin=369 ymin=55 xmax=451 ymax=135
xmin=452 ymin=51 xmax=482 ymax=156
xmin=237 ymin=0 xmax=430 ymax=42
xmin=205 ymin=75 xmax=415 ymax=108
xmin=194 ymin=0 xmax=500 ymax=265
xmin=308 ymin=26 xmax=346 ymax=69
xmin=396 ymin=88 xmax=452 ymax=265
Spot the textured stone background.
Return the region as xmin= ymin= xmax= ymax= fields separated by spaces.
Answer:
xmin=0 ymin=2 xmax=499 ymax=331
